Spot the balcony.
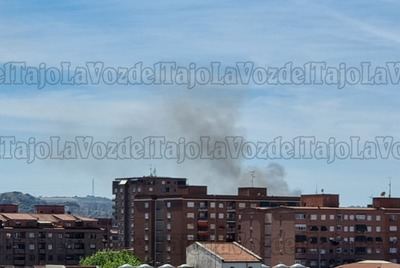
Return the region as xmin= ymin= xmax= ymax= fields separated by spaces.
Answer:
xmin=197 ymin=231 xmax=209 ymax=241
xmin=197 ymin=220 xmax=209 ymax=228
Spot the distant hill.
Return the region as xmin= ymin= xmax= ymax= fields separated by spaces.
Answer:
xmin=0 ymin=192 xmax=46 ymax=212
xmin=0 ymin=192 xmax=113 ymax=218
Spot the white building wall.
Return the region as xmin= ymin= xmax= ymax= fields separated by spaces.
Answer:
xmin=187 ymin=243 xmax=223 ymax=268
xmin=222 ymin=262 xmax=262 ymax=268
xmin=187 ymin=243 xmax=263 ymax=268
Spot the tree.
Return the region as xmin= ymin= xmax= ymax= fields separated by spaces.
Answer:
xmin=80 ymin=250 xmax=142 ymax=268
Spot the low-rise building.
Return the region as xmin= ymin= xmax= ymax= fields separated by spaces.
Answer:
xmin=186 ymin=242 xmax=264 ymax=268
xmin=0 ymin=204 xmax=106 ymax=266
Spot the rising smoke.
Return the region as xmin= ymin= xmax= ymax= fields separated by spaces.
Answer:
xmin=165 ymin=98 xmax=300 ymax=196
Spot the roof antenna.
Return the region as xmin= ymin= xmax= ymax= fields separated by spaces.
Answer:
xmin=250 ymin=170 xmax=255 ymax=187
xmin=149 ymin=164 xmax=153 ymax=176
xmin=389 ymin=177 xmax=392 ymax=198
xmin=91 ymin=178 xmax=95 ymax=196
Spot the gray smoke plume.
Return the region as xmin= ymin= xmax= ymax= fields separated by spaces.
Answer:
xmin=164 ymin=98 xmax=299 ymax=196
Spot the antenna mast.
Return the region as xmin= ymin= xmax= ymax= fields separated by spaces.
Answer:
xmin=389 ymin=177 xmax=392 ymax=198
xmin=91 ymin=178 xmax=95 ymax=196
xmin=250 ymin=170 xmax=255 ymax=187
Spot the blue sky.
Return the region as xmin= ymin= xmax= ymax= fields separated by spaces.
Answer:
xmin=0 ymin=0 xmax=400 ymax=206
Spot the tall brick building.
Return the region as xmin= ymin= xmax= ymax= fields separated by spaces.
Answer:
xmin=112 ymin=176 xmax=300 ymax=266
xmin=239 ymin=194 xmax=400 ymax=267
xmin=0 ymin=204 xmax=106 ymax=266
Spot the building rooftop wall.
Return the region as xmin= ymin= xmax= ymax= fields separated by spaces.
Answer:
xmin=372 ymin=197 xmax=400 ymax=208
xmin=0 ymin=204 xmax=18 ymax=213
xmin=300 ymin=194 xmax=339 ymax=207
xmin=35 ymin=204 xmax=65 ymax=214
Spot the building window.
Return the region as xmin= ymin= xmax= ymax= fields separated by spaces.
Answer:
xmin=167 ymin=212 xmax=171 ymax=219
xmin=356 ymin=214 xmax=366 ymax=220
xmin=187 ymin=223 xmax=194 ymax=230
xmin=48 ymin=244 xmax=53 ymax=250
xmin=210 ymin=202 xmax=216 ymax=208
xmin=295 ymin=214 xmax=306 ymax=220
xmin=210 ymin=213 xmax=216 ymax=219
xmin=219 ymin=203 xmax=224 ymax=209
xmin=295 ymin=224 xmax=307 ymax=231
xmin=329 ymin=215 xmax=335 ymax=220
xmin=166 ymin=202 xmax=171 ymax=208
xmin=187 ymin=212 xmax=195 ymax=219
xmin=376 ymin=215 xmax=381 ymax=221
xmin=187 ymin=235 xmax=194 ymax=241
xmin=144 ymin=202 xmax=149 ymax=209
xmin=218 ymin=213 xmax=224 ymax=219
xmin=145 ymin=213 xmax=149 ymax=220
xmin=29 ymin=244 xmax=35 ymax=250
xmin=187 ymin=202 xmax=195 ymax=208
xmin=310 ymin=214 xmax=317 ymax=221
xmin=210 ymin=224 xmax=216 ymax=230
xmin=210 ymin=235 xmax=216 ymax=241
xmin=376 ymin=226 xmax=382 ymax=232
xmin=321 ymin=215 xmax=326 ymax=220
xmin=390 ymin=226 xmax=398 ymax=232
xmin=239 ymin=203 xmax=246 ymax=209
xmin=218 ymin=235 xmax=224 ymax=241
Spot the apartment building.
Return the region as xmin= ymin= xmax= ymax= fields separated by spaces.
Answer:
xmin=112 ymin=176 xmax=300 ymax=266
xmin=239 ymin=194 xmax=400 ymax=268
xmin=0 ymin=204 xmax=106 ymax=267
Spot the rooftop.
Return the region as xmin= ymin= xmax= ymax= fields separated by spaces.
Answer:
xmin=197 ymin=242 xmax=262 ymax=263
